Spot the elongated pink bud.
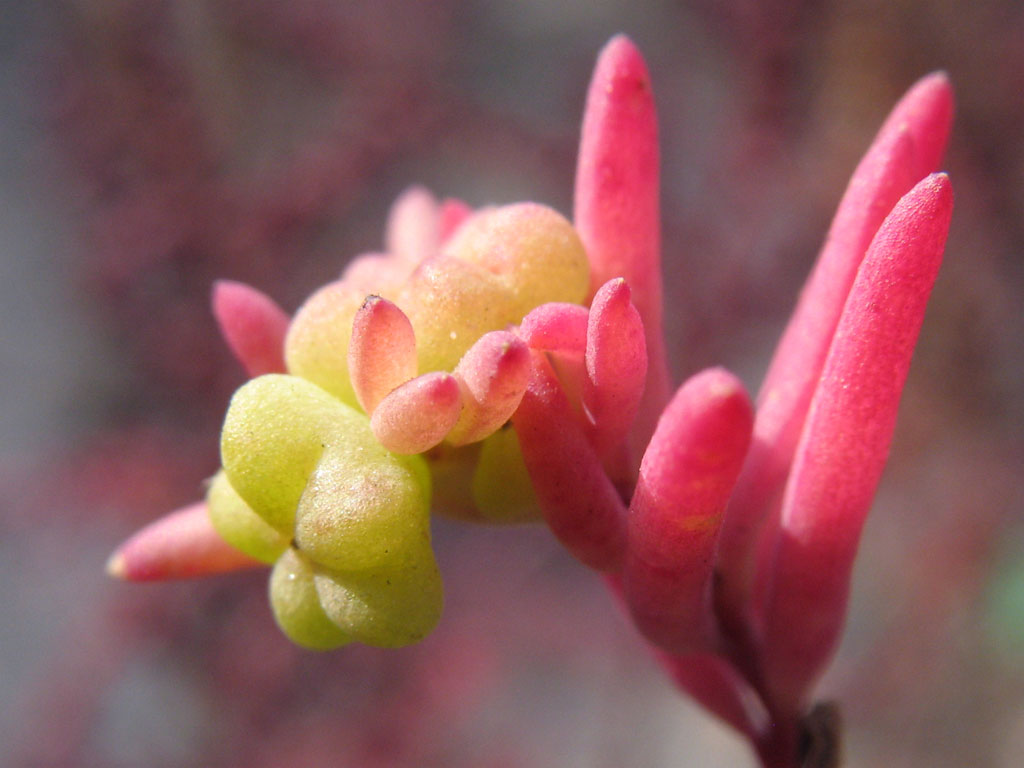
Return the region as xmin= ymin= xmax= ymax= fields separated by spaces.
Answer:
xmin=574 ymin=35 xmax=669 ymax=446
xmin=714 ymin=73 xmax=954 ymax=635
xmin=584 ymin=278 xmax=647 ymax=464
xmin=348 ymin=295 xmax=418 ymax=414
xmin=511 ymin=351 xmax=627 ymax=571
xmin=370 ymin=371 xmax=462 ymax=454
xmin=212 ymin=280 xmax=289 ymax=376
xmin=385 ymin=185 xmax=440 ymax=264
xmin=759 ymin=174 xmax=953 ymax=710
xmin=106 ymin=501 xmax=262 ymax=581
xmin=518 ymin=302 xmax=589 ymax=353
xmin=448 ymin=331 xmax=530 ymax=446
xmin=626 ymin=368 xmax=752 ymax=652
xmin=438 ymin=198 xmax=473 ymax=244
xmin=877 ymin=72 xmax=954 ymax=182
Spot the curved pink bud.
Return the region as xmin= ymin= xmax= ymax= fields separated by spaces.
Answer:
xmin=715 ymin=73 xmax=954 ymax=635
xmin=348 ymin=295 xmax=418 ymax=414
xmin=385 ymin=185 xmax=440 ymax=264
xmin=106 ymin=501 xmax=262 ymax=581
xmin=759 ymin=174 xmax=953 ymax=710
xmin=370 ymin=371 xmax=462 ymax=454
xmin=584 ymin=278 xmax=647 ymax=467
xmin=518 ymin=302 xmax=589 ymax=353
xmin=626 ymin=368 xmax=752 ymax=653
xmin=448 ymin=331 xmax=530 ymax=446
xmin=212 ymin=280 xmax=289 ymax=376
xmin=512 ymin=351 xmax=627 ymax=571
xmin=438 ymin=198 xmax=473 ymax=244
xmin=574 ymin=34 xmax=669 ymax=446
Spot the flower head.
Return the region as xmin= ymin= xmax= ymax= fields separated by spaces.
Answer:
xmin=108 ymin=34 xmax=954 ymax=766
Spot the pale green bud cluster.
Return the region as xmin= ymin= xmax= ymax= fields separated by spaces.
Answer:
xmin=208 ymin=201 xmax=590 ymax=648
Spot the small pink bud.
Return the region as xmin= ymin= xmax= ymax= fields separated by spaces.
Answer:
xmin=106 ymin=501 xmax=262 ymax=581
xmin=512 ymin=351 xmax=627 ymax=571
xmin=212 ymin=280 xmax=289 ymax=376
xmin=448 ymin=331 xmax=530 ymax=446
xmin=370 ymin=371 xmax=462 ymax=454
xmin=438 ymin=198 xmax=473 ymax=244
xmin=348 ymin=295 xmax=418 ymax=414
xmin=385 ymin=185 xmax=440 ymax=264
xmin=518 ymin=302 xmax=589 ymax=354
xmin=626 ymin=368 xmax=752 ymax=652
xmin=584 ymin=278 xmax=647 ymax=464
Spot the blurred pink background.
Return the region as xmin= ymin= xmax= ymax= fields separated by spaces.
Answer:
xmin=2 ymin=2 xmax=1022 ymax=766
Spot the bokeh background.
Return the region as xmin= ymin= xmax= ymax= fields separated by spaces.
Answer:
xmin=2 ymin=1 xmax=1022 ymax=766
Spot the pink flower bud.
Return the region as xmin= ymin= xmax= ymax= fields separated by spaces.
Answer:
xmin=371 ymin=371 xmax=462 ymax=454
xmin=348 ymin=295 xmax=418 ymax=414
xmin=584 ymin=278 xmax=647 ymax=467
xmin=518 ymin=302 xmax=589 ymax=354
xmin=106 ymin=501 xmax=261 ymax=581
xmin=212 ymin=280 xmax=289 ymax=376
xmin=626 ymin=367 xmax=752 ymax=652
xmin=448 ymin=331 xmax=530 ymax=446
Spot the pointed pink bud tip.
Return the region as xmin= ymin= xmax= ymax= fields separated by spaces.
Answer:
xmin=438 ymin=198 xmax=473 ymax=244
xmin=371 ymin=371 xmax=463 ymax=454
xmin=584 ymin=278 xmax=647 ymax=459
xmin=448 ymin=331 xmax=530 ymax=446
xmin=386 ymin=185 xmax=440 ymax=264
xmin=212 ymin=280 xmax=290 ymax=376
xmin=349 ymin=295 xmax=418 ymax=413
xmin=879 ymin=71 xmax=954 ymax=179
xmin=518 ymin=303 xmax=590 ymax=353
xmin=107 ymin=502 xmax=262 ymax=581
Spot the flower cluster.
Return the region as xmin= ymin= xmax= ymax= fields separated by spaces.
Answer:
xmin=109 ymin=35 xmax=953 ymax=767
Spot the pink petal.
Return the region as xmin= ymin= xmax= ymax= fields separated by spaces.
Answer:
xmin=438 ymin=198 xmax=473 ymax=244
xmin=584 ymin=278 xmax=647 ymax=468
xmin=625 ymin=368 xmax=752 ymax=652
xmin=448 ymin=331 xmax=530 ymax=446
xmin=385 ymin=185 xmax=440 ymax=264
xmin=511 ymin=351 xmax=627 ymax=571
xmin=574 ymin=35 xmax=669 ymax=445
xmin=758 ymin=174 xmax=953 ymax=710
xmin=714 ymin=74 xmax=954 ymax=634
xmin=106 ymin=501 xmax=262 ymax=581
xmin=212 ymin=280 xmax=289 ymax=376
xmin=370 ymin=371 xmax=462 ymax=454
xmin=517 ymin=302 xmax=589 ymax=353
xmin=348 ymin=295 xmax=418 ymax=413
